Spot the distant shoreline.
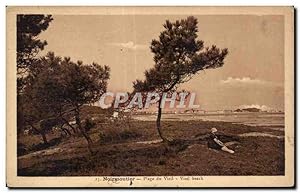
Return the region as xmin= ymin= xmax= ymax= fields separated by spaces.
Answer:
xmin=132 ymin=112 xmax=285 ymax=128
xmin=133 ymin=112 xmax=285 ymax=115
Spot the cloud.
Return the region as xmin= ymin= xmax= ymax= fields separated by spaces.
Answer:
xmin=220 ymin=77 xmax=282 ymax=87
xmin=107 ymin=41 xmax=148 ymax=50
xmin=221 ymin=77 xmax=263 ymax=84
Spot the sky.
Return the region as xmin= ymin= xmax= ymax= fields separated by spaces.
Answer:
xmin=38 ymin=14 xmax=284 ymax=111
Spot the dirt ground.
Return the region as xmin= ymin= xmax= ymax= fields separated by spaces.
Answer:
xmin=17 ymin=119 xmax=285 ymax=176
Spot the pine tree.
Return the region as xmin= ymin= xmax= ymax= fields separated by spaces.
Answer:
xmin=133 ymin=16 xmax=228 ymax=142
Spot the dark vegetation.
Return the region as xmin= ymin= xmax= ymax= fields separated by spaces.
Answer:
xmin=18 ymin=109 xmax=284 ymax=176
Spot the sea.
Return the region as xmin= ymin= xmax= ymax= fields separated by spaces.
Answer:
xmin=133 ymin=112 xmax=285 ymax=130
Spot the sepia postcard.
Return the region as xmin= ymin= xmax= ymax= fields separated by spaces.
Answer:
xmin=6 ymin=6 xmax=294 ymax=188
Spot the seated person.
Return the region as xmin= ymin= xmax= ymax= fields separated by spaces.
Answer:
xmin=208 ymin=127 xmax=235 ymax=154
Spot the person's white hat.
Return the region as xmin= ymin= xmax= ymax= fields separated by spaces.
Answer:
xmin=211 ymin=127 xmax=218 ymax=133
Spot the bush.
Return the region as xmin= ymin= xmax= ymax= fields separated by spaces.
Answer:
xmin=84 ymin=118 xmax=96 ymax=132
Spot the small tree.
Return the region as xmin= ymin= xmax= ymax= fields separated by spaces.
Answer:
xmin=60 ymin=56 xmax=110 ymax=153
xmin=20 ymin=53 xmax=72 ymax=145
xmin=25 ymin=52 xmax=110 ymax=153
xmin=133 ymin=16 xmax=228 ymax=142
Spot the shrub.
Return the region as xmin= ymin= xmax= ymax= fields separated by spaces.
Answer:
xmin=84 ymin=118 xmax=96 ymax=132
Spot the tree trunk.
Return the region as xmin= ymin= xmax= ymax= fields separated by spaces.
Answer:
xmin=31 ymin=124 xmax=48 ymax=145
xmin=60 ymin=123 xmax=72 ymax=136
xmin=41 ymin=131 xmax=48 ymax=145
xmin=75 ymin=108 xmax=94 ymax=154
xmin=61 ymin=117 xmax=77 ymax=134
xmin=156 ymin=100 xmax=168 ymax=142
